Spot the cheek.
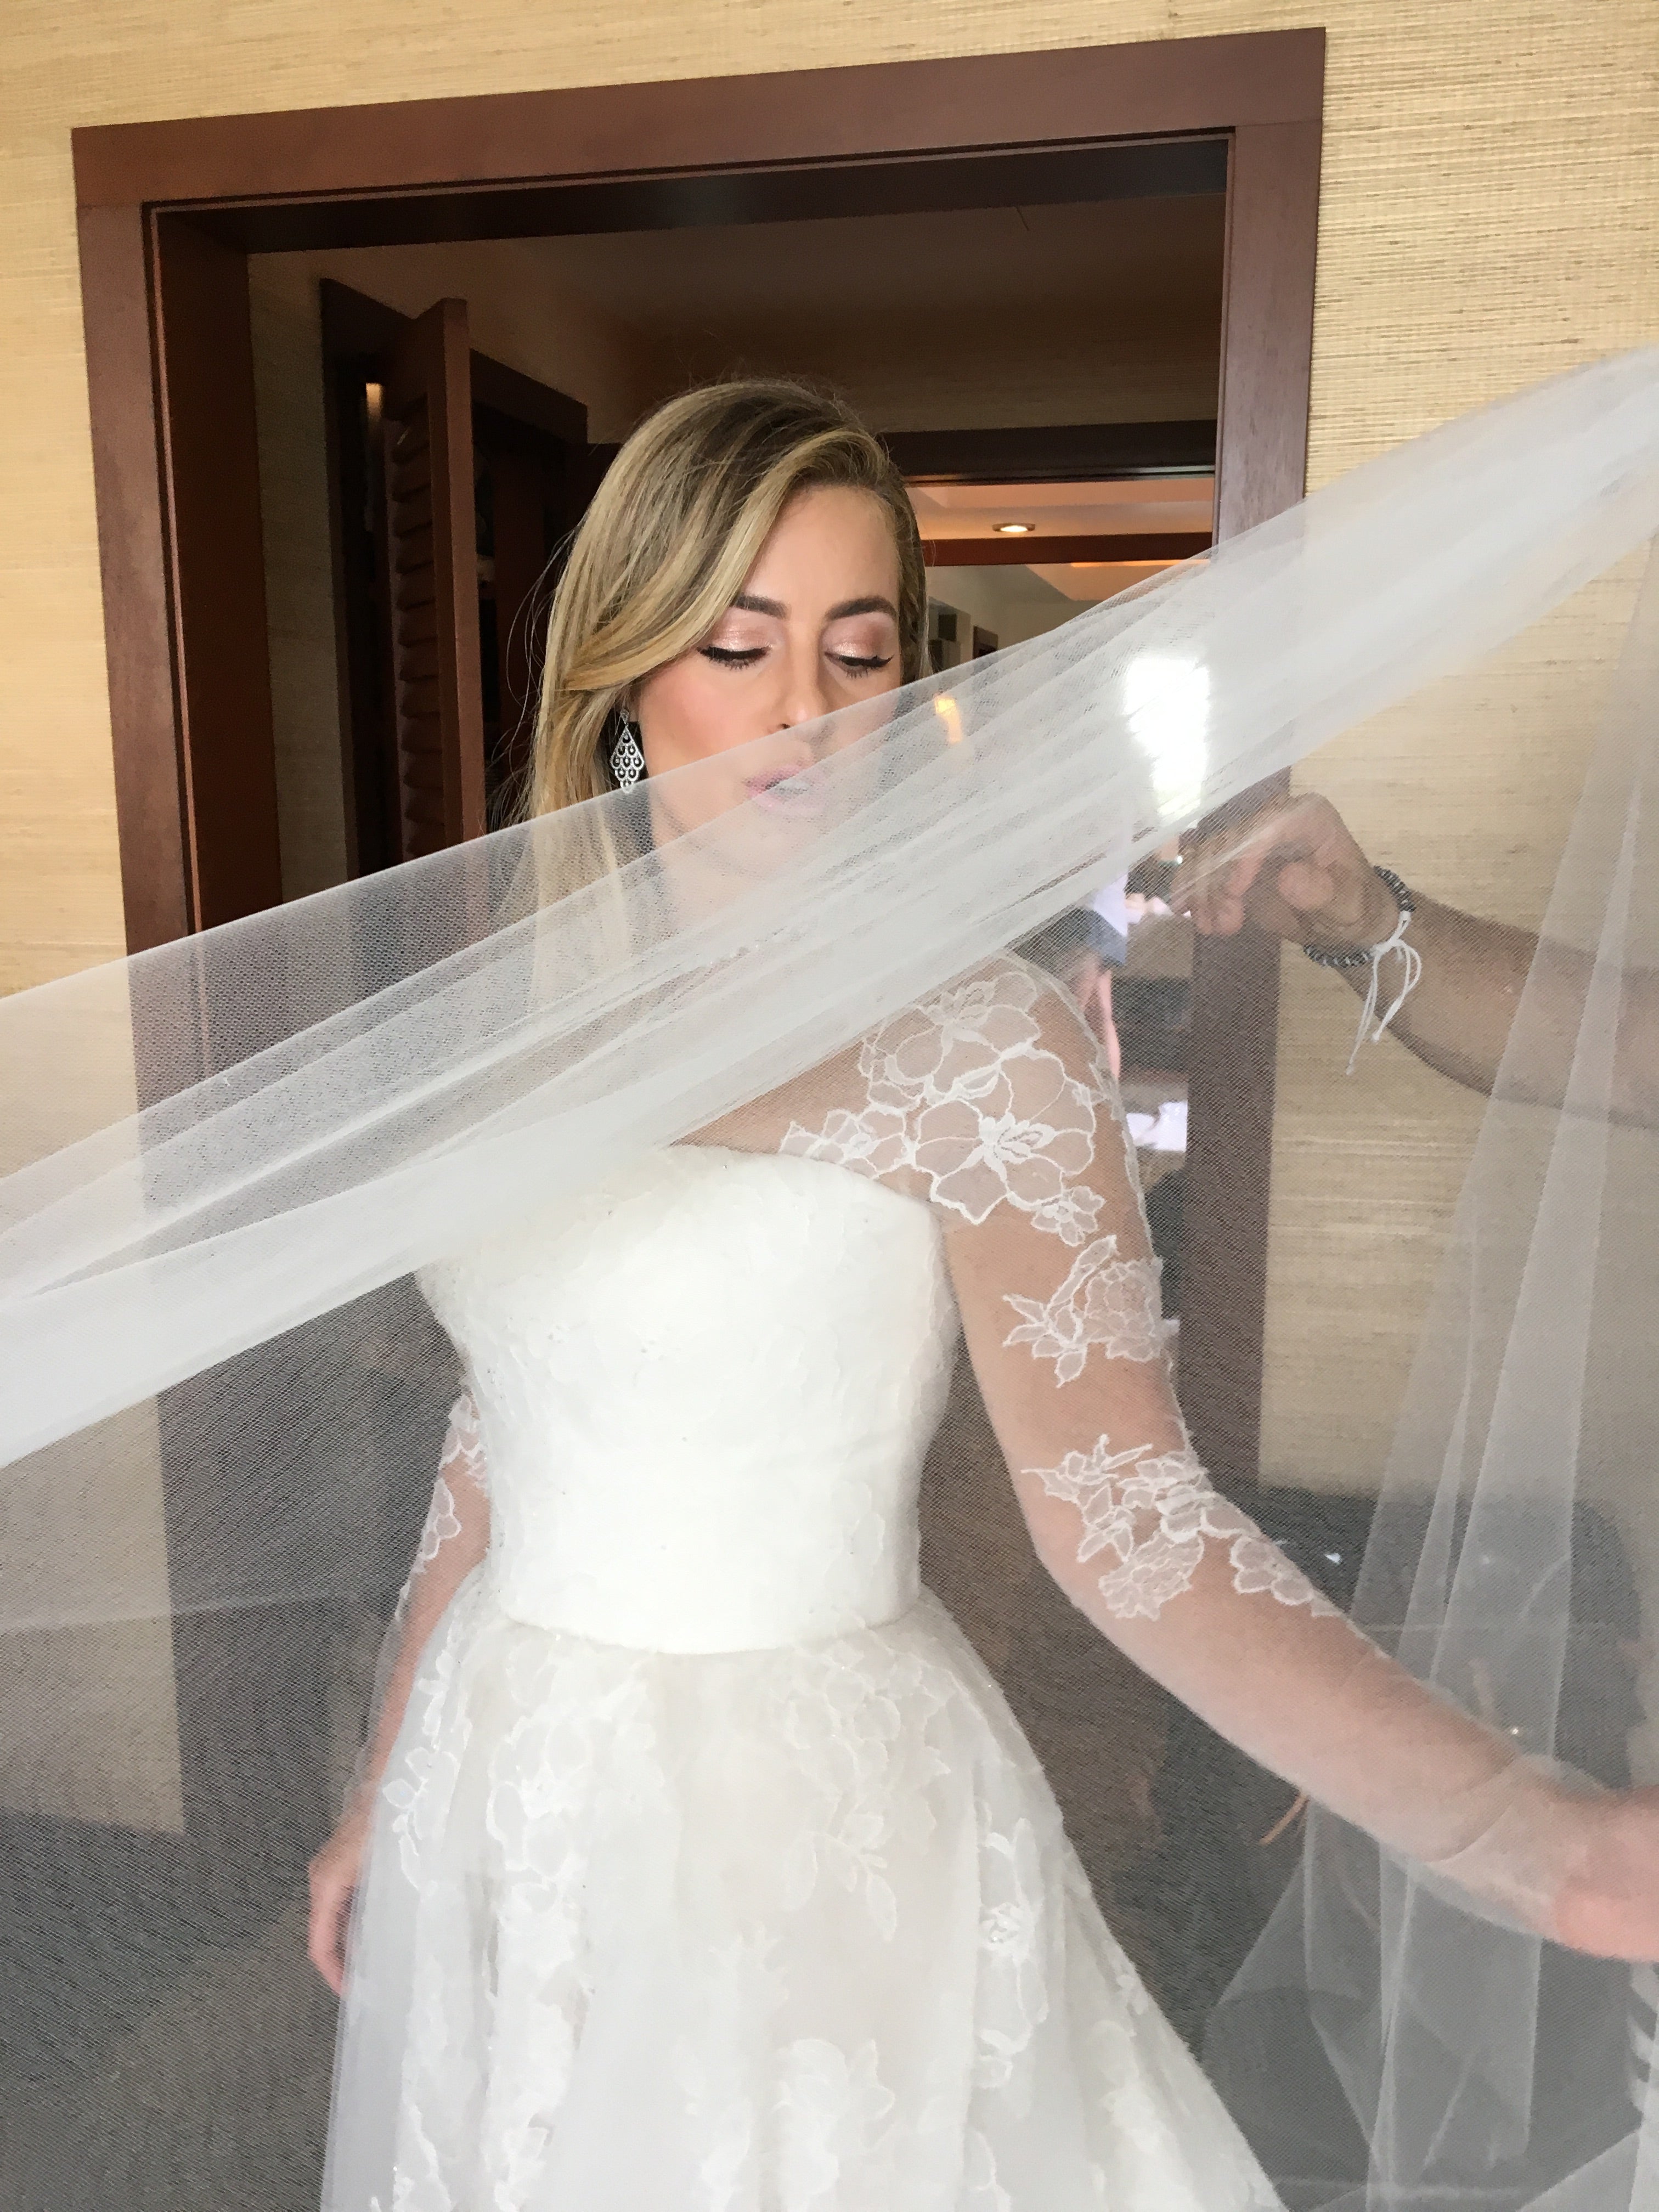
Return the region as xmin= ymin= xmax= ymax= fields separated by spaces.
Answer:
xmin=636 ymin=661 xmax=761 ymax=770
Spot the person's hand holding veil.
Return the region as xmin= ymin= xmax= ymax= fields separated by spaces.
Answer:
xmin=1173 ymin=790 xmax=1401 ymax=951
xmin=1172 ymin=788 xmax=1583 ymax=1101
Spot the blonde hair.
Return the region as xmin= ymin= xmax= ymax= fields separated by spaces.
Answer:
xmin=525 ymin=380 xmax=928 ymax=816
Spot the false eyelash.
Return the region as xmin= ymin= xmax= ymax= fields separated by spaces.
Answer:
xmin=699 ymin=646 xmax=894 ymax=674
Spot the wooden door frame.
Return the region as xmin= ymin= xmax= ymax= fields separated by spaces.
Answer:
xmin=71 ymin=27 xmax=1324 ymax=1485
xmin=319 ymin=280 xmax=591 ymax=866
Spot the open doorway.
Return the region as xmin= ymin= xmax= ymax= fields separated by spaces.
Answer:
xmin=254 ymin=176 xmax=1223 ymax=1382
xmin=254 ymin=187 xmax=1224 ymax=885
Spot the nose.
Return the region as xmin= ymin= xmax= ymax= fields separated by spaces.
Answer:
xmin=774 ymin=635 xmax=834 ymax=733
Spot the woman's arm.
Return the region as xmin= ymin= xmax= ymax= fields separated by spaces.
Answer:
xmin=1172 ymin=792 xmax=1659 ymax=1115
xmin=936 ymin=972 xmax=1659 ymax=1955
xmin=306 ymin=1391 xmax=490 ymax=1994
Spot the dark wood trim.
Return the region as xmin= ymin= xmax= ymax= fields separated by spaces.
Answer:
xmin=77 ymin=203 xmax=190 ymax=952
xmin=924 ymin=532 xmax=1210 ymax=567
xmin=76 ymin=207 xmax=282 ymax=946
xmin=319 ymin=279 xmax=591 ymax=857
xmin=150 ymin=216 xmax=283 ymax=929
xmin=74 ymin=33 xmax=1322 ymax=206
xmin=1177 ymin=115 xmax=1324 ymax=1494
xmin=162 ymin=138 xmax=1232 ymax=258
xmin=1212 ymin=122 xmax=1323 ymax=543
xmin=379 ymin=297 xmax=488 ymax=856
xmin=890 ymin=420 xmax=1216 ymax=484
xmin=319 ymin=323 xmax=374 ymax=874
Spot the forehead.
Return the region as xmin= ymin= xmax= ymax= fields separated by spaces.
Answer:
xmin=745 ymin=485 xmax=900 ymax=588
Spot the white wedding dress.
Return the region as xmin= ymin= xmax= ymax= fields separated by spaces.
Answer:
xmin=321 ymin=962 xmax=1307 ymax=2210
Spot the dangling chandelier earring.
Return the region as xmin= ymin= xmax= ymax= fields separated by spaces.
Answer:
xmin=608 ymin=709 xmax=646 ymax=793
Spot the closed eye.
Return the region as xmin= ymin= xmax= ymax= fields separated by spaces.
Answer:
xmin=700 ymin=645 xmax=766 ymax=668
xmin=832 ymin=653 xmax=893 ymax=676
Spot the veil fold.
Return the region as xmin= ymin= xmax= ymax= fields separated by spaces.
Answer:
xmin=6 ymin=346 xmax=1659 ymax=2210
xmin=1207 ymin=534 xmax=1659 ymax=2210
xmin=7 ymin=346 xmax=1659 ymax=1478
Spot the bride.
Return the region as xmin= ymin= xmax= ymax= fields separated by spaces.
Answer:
xmin=303 ymin=379 xmax=1659 ymax=2210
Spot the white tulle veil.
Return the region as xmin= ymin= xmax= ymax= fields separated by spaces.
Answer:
xmin=5 ymin=345 xmax=1659 ymax=2209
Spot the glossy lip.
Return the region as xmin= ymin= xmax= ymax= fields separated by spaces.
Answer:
xmin=746 ymin=766 xmax=826 ymax=817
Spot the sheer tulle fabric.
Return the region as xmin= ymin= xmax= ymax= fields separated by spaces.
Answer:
xmin=8 ymin=349 xmax=1659 ymax=1473
xmin=329 ymin=1589 xmax=1276 ymax=2211
xmin=4 ymin=351 xmax=1659 ymax=2211
xmin=1209 ymin=540 xmax=1659 ymax=2212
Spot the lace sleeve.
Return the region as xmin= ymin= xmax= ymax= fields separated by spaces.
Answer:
xmin=786 ymin=959 xmax=1317 ymax=1622
xmin=793 ymin=963 xmax=1558 ymax=1903
xmin=349 ymin=1388 xmax=493 ymax=1815
xmin=415 ymin=1388 xmax=490 ymax=1566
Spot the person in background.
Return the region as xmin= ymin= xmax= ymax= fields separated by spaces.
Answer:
xmin=1017 ymin=884 xmax=1128 ymax=1077
xmin=1085 ymin=875 xmax=1130 ymax=1079
xmin=1174 ymin=788 xmax=1659 ymax=1121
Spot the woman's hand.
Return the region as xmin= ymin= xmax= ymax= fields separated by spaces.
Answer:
xmin=1551 ymin=1786 xmax=1659 ymax=1961
xmin=307 ymin=1804 xmax=372 ymax=1996
xmin=1176 ymin=792 xmax=1399 ymax=951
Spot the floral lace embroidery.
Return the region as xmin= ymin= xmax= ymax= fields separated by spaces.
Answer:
xmin=1027 ymin=1434 xmax=1339 ymax=1623
xmin=783 ymin=960 xmax=1171 ymax=1389
xmin=1002 ymin=1236 xmax=1171 ymax=1383
xmin=438 ymin=1387 xmax=488 ymax=1498
xmin=962 ymin=2129 xmax=1014 ymax=2210
xmin=775 ymin=1636 xmax=956 ymax=1943
xmin=382 ymin=1585 xmax=479 ymax=1885
xmin=414 ymin=1479 xmax=462 ymax=1568
xmin=411 ymin=1390 xmax=490 ymax=1567
xmin=776 ymin=2040 xmax=899 ymax=2207
xmin=973 ymin=1817 xmax=1049 ymax=2094
xmin=364 ymin=1599 xmax=1139 ymax=2209
xmin=782 ymin=962 xmax=1121 ymax=1249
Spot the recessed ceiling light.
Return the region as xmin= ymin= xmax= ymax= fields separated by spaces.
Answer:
xmin=992 ymin=522 xmax=1035 ymax=535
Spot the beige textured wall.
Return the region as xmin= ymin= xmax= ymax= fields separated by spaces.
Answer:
xmin=1262 ymin=566 xmax=1645 ymax=1484
xmin=2 ymin=3 xmax=1657 ymax=1470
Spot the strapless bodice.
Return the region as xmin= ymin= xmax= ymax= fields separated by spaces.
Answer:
xmin=419 ymin=1148 xmax=958 ymax=1652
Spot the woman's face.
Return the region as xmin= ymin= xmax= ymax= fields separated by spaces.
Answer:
xmin=633 ymin=485 xmax=905 ymax=805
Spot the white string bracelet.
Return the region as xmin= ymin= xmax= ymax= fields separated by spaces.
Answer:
xmin=1302 ymin=867 xmax=1423 ymax=1075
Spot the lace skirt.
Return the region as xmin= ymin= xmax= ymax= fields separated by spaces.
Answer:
xmin=322 ymin=1579 xmax=1280 ymax=2211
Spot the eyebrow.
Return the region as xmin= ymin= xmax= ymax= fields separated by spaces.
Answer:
xmin=729 ymin=592 xmax=899 ymax=622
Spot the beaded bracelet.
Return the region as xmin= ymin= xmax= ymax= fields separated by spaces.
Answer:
xmin=1302 ymin=867 xmax=1416 ymax=968
xmin=1300 ymin=867 xmax=1423 ymax=1074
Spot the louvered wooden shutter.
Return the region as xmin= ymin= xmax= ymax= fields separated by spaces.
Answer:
xmin=379 ymin=299 xmax=487 ymax=859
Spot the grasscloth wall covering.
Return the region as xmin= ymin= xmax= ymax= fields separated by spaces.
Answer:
xmin=1 ymin=2 xmax=1657 ymax=1496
